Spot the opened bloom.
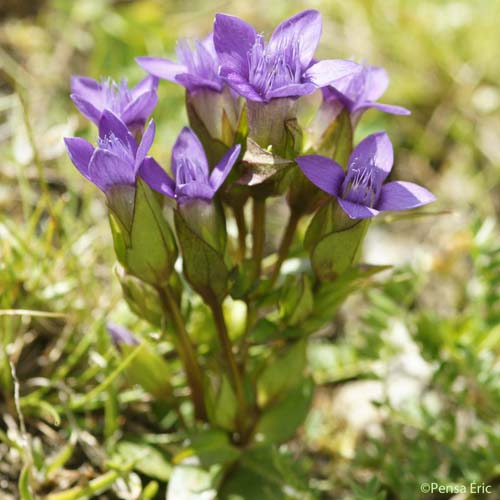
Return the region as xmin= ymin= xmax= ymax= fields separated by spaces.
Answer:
xmin=71 ymin=76 xmax=158 ymax=131
xmin=297 ymin=132 xmax=435 ymax=219
xmin=321 ymin=63 xmax=410 ymax=123
xmin=213 ymin=10 xmax=359 ymax=103
xmin=136 ymin=34 xmax=223 ymax=93
xmin=64 ymin=110 xmax=160 ymax=194
xmin=140 ymin=127 xmax=241 ymax=204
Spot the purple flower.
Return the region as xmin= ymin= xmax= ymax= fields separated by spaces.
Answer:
xmin=213 ymin=10 xmax=359 ymax=103
xmin=321 ymin=63 xmax=410 ymax=122
xmin=140 ymin=127 xmax=241 ymax=204
xmin=64 ymin=110 xmax=162 ymax=194
xmin=71 ymin=75 xmax=158 ymax=130
xmin=296 ymin=132 xmax=435 ymax=219
xmin=107 ymin=323 xmax=139 ymax=348
xmin=136 ymin=34 xmax=224 ymax=93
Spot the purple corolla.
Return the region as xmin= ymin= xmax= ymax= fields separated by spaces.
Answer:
xmin=140 ymin=127 xmax=241 ymax=204
xmin=213 ymin=10 xmax=359 ymax=103
xmin=64 ymin=110 xmax=159 ymax=194
xmin=70 ymin=76 xmax=158 ymax=131
xmin=136 ymin=34 xmax=223 ymax=93
xmin=320 ymin=63 xmax=410 ymax=125
xmin=297 ymin=132 xmax=435 ymax=219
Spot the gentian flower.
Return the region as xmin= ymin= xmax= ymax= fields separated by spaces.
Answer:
xmin=65 ymin=111 xmax=178 ymax=286
xmin=136 ymin=34 xmax=223 ymax=93
xmin=140 ymin=127 xmax=241 ymax=205
xmin=213 ymin=10 xmax=358 ymax=103
xmin=137 ymin=35 xmax=242 ymax=156
xmin=297 ymin=132 xmax=435 ymax=219
xmin=318 ymin=63 xmax=410 ymax=127
xmin=64 ymin=110 xmax=160 ymax=196
xmin=70 ymin=75 xmax=158 ymax=132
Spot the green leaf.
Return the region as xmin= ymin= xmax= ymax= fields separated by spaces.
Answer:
xmin=174 ymin=429 xmax=241 ymax=468
xmin=249 ymin=318 xmax=281 ymax=344
xmin=228 ymin=258 xmax=259 ymax=300
xmin=302 ymin=264 xmax=391 ymax=333
xmin=257 ymin=340 xmax=307 ymax=407
xmin=204 ymin=373 xmax=238 ymax=431
xmin=311 ymin=220 xmax=370 ymax=280
xmin=120 ymin=341 xmax=173 ymax=401
xmin=317 ymin=108 xmax=353 ymax=166
xmin=279 ymin=274 xmax=314 ymax=326
xmin=253 ymin=378 xmax=314 ymax=445
xmin=116 ymin=439 xmax=172 ymax=481
xmin=303 ymin=200 xmax=337 ymax=252
xmin=174 ymin=209 xmax=228 ymax=302
xmin=219 ymin=446 xmax=314 ymax=500
xmin=19 ymin=464 xmax=35 ymax=500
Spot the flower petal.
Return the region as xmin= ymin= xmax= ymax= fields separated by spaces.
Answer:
xmin=175 ymin=73 xmax=223 ymax=92
xmin=64 ymin=137 xmax=94 ymax=180
xmin=107 ymin=323 xmax=139 ymax=347
xmin=139 ymin=156 xmax=175 ymax=198
xmin=377 ymin=181 xmax=436 ymax=211
xmin=70 ymin=94 xmax=102 ymax=124
xmin=135 ymin=120 xmax=155 ymax=172
xmin=135 ymin=56 xmax=187 ymax=81
xmin=88 ymin=149 xmax=135 ymax=192
xmin=266 ymin=82 xmax=317 ymax=99
xmin=209 ymin=144 xmax=241 ymax=191
xmin=122 ymin=90 xmax=158 ymax=127
xmin=171 ymin=127 xmax=209 ymax=178
xmin=269 ymin=10 xmax=322 ymax=68
xmin=130 ymin=74 xmax=158 ymax=98
xmin=338 ymin=198 xmax=379 ymax=219
xmin=219 ymin=67 xmax=264 ymax=102
xmin=214 ymin=13 xmax=256 ymax=75
xmin=70 ymin=76 xmax=102 ymax=103
xmin=99 ymin=110 xmax=137 ymax=154
xmin=176 ymin=181 xmax=215 ymax=203
xmin=296 ymin=155 xmax=344 ymax=197
xmin=304 ymin=59 xmax=361 ymax=88
xmin=364 ymin=66 xmax=389 ymax=102
xmin=354 ymin=101 xmax=411 ymax=115
xmin=349 ymin=131 xmax=393 ymax=182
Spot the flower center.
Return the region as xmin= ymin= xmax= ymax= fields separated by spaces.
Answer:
xmin=247 ymin=35 xmax=302 ymax=98
xmin=98 ymin=132 xmax=135 ymax=165
xmin=342 ymin=163 xmax=381 ymax=207
xmin=100 ymin=78 xmax=132 ymax=114
xmin=175 ymin=156 xmax=208 ymax=186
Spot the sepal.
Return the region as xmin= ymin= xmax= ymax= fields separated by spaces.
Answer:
xmin=174 ymin=202 xmax=228 ymax=302
xmin=279 ymin=274 xmax=314 ymax=326
xmin=108 ymin=180 xmax=178 ymax=285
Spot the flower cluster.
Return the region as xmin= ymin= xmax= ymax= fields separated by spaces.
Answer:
xmin=64 ymin=9 xmax=436 ymax=442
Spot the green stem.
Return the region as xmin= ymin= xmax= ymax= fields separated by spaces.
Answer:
xmin=232 ymin=204 xmax=247 ymax=262
xmin=157 ymin=285 xmax=207 ymax=421
xmin=270 ymin=210 xmax=300 ymax=286
xmin=251 ymin=197 xmax=266 ymax=276
xmin=207 ymin=297 xmax=247 ymax=433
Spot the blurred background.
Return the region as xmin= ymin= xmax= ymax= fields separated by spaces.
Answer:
xmin=1 ymin=0 xmax=499 ymax=498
